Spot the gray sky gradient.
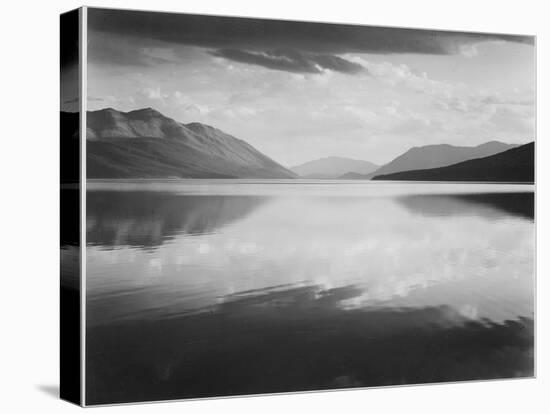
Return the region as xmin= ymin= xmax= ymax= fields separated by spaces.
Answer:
xmin=85 ymin=8 xmax=535 ymax=166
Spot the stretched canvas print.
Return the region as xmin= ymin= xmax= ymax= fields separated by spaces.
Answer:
xmin=60 ymin=6 xmax=536 ymax=406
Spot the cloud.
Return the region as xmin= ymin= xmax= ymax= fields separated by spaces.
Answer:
xmin=88 ymin=33 xmax=178 ymax=67
xmin=311 ymin=53 xmax=366 ymax=74
xmin=488 ymin=106 xmax=534 ymax=135
xmin=134 ymin=87 xmax=212 ymax=119
xmin=346 ymin=57 xmax=456 ymax=100
xmin=211 ymin=48 xmax=366 ymax=74
xmin=433 ymin=89 xmax=535 ymax=116
xmin=480 ymin=95 xmax=534 ymax=106
xmin=87 ymin=8 xmax=534 ymax=73
xmin=459 ymin=43 xmax=480 ymax=58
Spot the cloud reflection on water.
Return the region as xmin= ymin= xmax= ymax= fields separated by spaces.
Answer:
xmin=87 ymin=281 xmax=534 ymax=404
xmin=86 ymin=187 xmax=534 ymax=326
xmin=85 ymin=183 xmax=534 ymax=404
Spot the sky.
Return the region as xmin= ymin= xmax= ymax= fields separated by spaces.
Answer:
xmin=79 ymin=8 xmax=535 ymax=167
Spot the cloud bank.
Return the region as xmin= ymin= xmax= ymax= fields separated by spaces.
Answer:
xmin=87 ymin=8 xmax=533 ymax=74
xmin=211 ymin=49 xmax=366 ymax=74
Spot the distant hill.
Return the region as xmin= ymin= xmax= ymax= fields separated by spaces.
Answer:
xmin=339 ymin=172 xmax=372 ymax=179
xmin=372 ymin=142 xmax=534 ymax=182
xmin=344 ymin=141 xmax=517 ymax=179
xmin=79 ymin=108 xmax=297 ymax=179
xmin=291 ymin=156 xmax=378 ymax=179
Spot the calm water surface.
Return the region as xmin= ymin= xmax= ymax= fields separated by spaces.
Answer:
xmin=85 ymin=180 xmax=534 ymax=404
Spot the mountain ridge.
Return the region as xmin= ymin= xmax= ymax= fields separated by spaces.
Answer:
xmin=81 ymin=108 xmax=297 ymax=179
xmin=291 ymin=156 xmax=378 ymax=179
xmin=372 ymin=142 xmax=534 ymax=182
xmin=344 ymin=141 xmax=519 ymax=180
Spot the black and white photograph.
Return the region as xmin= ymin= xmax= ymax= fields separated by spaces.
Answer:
xmin=59 ymin=4 xmax=535 ymax=407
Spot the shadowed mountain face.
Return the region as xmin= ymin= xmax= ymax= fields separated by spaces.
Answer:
xmin=81 ymin=108 xmax=296 ymax=179
xmin=291 ymin=156 xmax=378 ymax=179
xmin=86 ymin=191 xmax=267 ymax=249
xmin=349 ymin=141 xmax=518 ymax=179
xmin=373 ymin=142 xmax=534 ymax=182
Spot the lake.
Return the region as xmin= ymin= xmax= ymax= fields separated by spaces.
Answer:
xmin=84 ymin=180 xmax=535 ymax=404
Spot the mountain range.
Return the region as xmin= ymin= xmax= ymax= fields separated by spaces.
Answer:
xmin=84 ymin=108 xmax=296 ymax=179
xmin=343 ymin=141 xmax=518 ymax=180
xmin=290 ymin=156 xmax=378 ymax=179
xmin=61 ymin=107 xmax=532 ymax=182
xmin=372 ymin=142 xmax=534 ymax=182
